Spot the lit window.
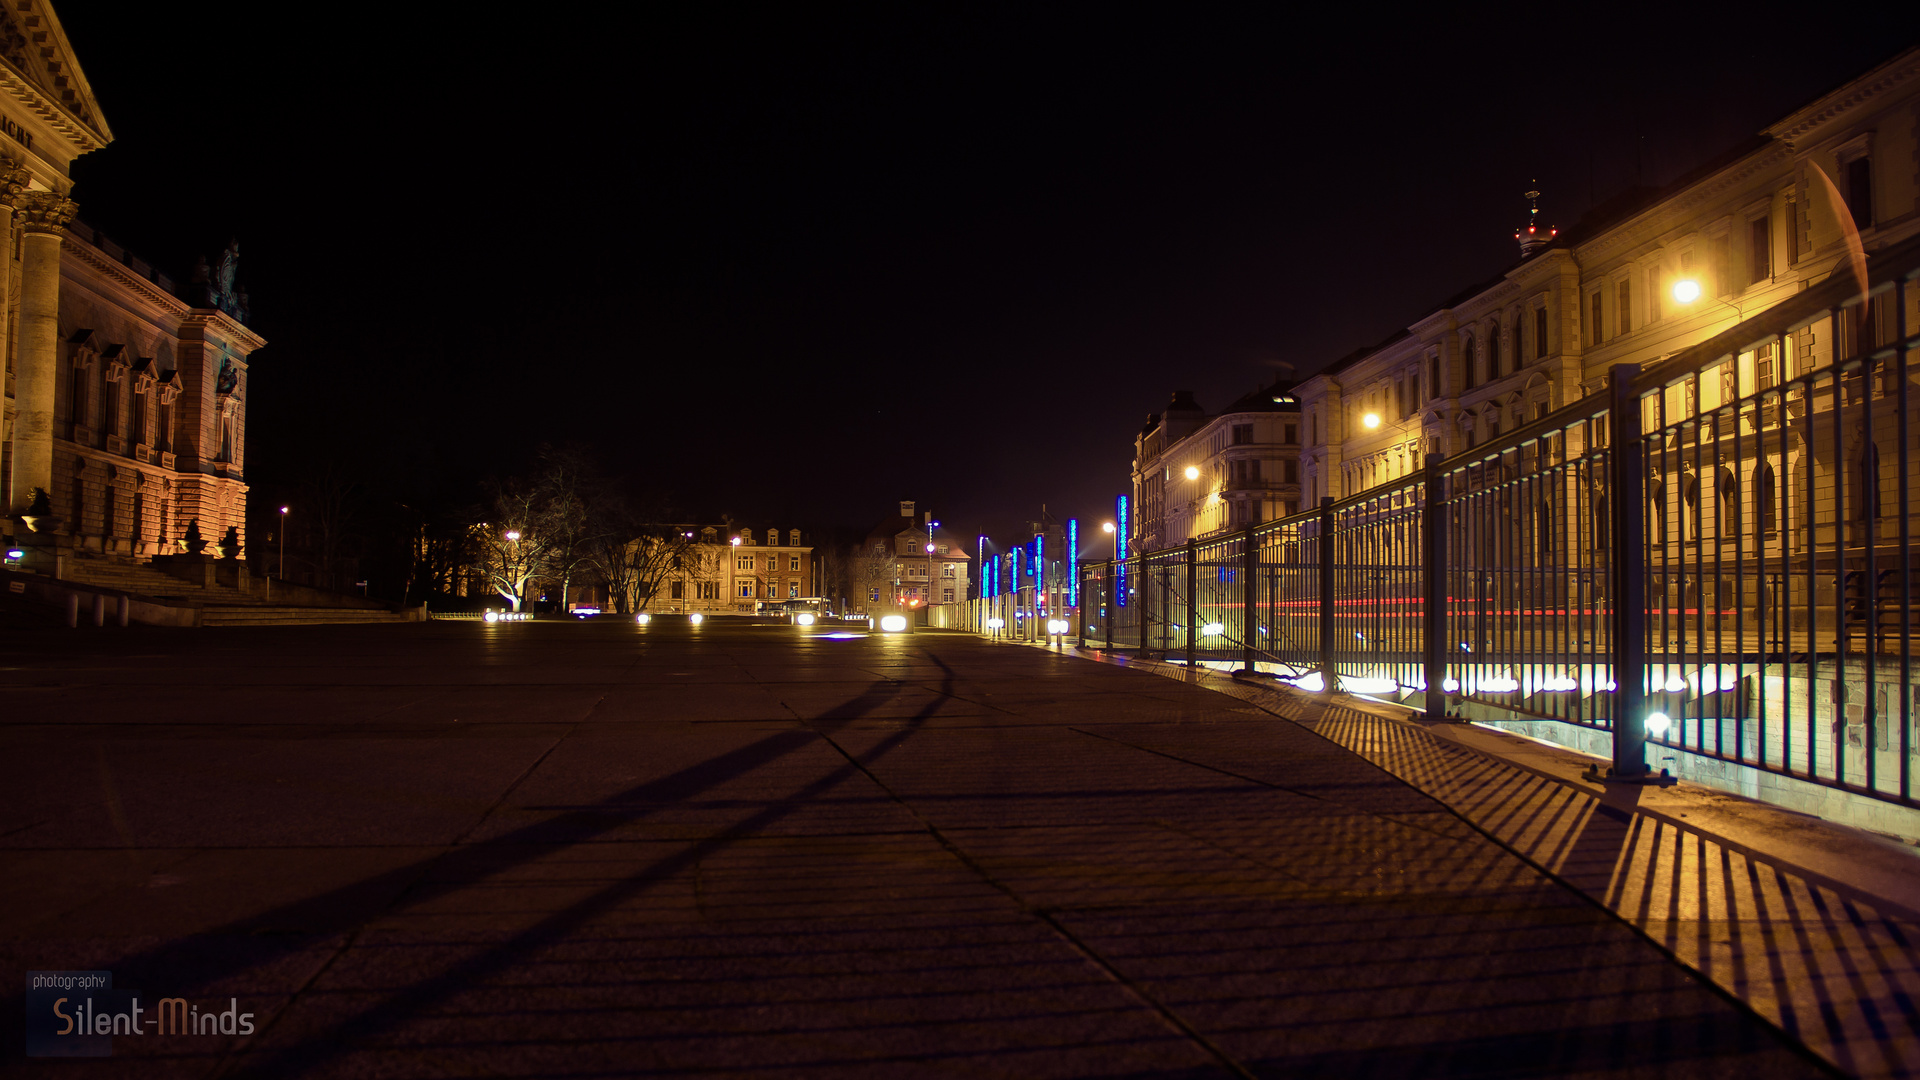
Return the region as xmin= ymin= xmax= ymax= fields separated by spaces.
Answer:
xmin=738 ymin=581 xmax=755 ymax=597
xmin=737 ymin=555 xmax=754 ymax=570
xmin=789 ymin=555 xmax=800 ymax=571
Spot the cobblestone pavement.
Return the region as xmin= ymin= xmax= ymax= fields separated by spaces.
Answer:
xmin=0 ymin=620 xmax=1850 ymax=1078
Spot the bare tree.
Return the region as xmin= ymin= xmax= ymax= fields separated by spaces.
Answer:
xmin=477 ymin=477 xmax=552 ymax=611
xmin=854 ymin=539 xmax=897 ymax=614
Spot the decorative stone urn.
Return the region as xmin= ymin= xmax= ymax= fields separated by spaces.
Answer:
xmin=180 ymin=519 xmax=207 ymax=555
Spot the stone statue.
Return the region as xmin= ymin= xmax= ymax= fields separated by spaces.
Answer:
xmin=212 ymin=240 xmax=238 ymax=312
xmin=215 ymin=357 xmax=239 ymax=395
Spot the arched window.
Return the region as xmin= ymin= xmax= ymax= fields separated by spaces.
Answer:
xmin=1489 ymin=320 xmax=1503 ymax=379
xmin=1650 ymin=473 xmax=1667 ymax=544
xmin=1684 ymin=474 xmax=1701 ymax=542
xmin=1717 ymin=468 xmax=1738 ymax=541
xmin=1462 ymin=334 xmax=1477 ymax=389
xmin=1755 ymin=462 xmax=1777 ymax=540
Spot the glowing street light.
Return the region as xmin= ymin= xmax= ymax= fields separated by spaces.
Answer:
xmin=505 ymin=530 xmax=520 ymax=542
xmin=278 ymin=505 xmax=290 ymax=582
xmin=1102 ymin=521 xmax=1115 ymax=533
xmin=1672 ymin=279 xmax=1701 ymax=304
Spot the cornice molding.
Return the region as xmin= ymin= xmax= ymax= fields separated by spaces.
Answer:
xmin=180 ymin=309 xmax=268 ymax=353
xmin=1580 ymin=143 xmax=1792 ymax=262
xmin=1765 ymin=50 xmax=1920 ymax=149
xmin=0 ymin=62 xmax=104 ymax=154
xmin=64 ymin=239 xmax=190 ymax=318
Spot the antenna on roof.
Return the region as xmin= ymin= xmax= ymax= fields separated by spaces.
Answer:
xmin=1516 ymin=183 xmax=1556 ymax=256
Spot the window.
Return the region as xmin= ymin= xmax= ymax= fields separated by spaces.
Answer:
xmin=789 ymin=530 xmax=801 ymax=545
xmin=1755 ymin=342 xmax=1775 ymax=390
xmin=1616 ymin=280 xmax=1631 ymax=336
xmin=1427 ymin=355 xmax=1440 ymax=399
xmin=1846 ymin=156 xmax=1872 ymax=230
xmin=942 ymin=563 xmax=955 ymax=578
xmin=1750 ymin=216 xmax=1771 ymax=283
xmin=1230 ymin=423 xmax=1253 ymax=445
xmin=1489 ymin=322 xmax=1503 ymax=379
xmin=1282 ymin=459 xmax=1298 ymax=483
xmin=869 ymin=587 xmax=880 ymax=602
xmin=1462 ymin=334 xmax=1477 ymax=388
xmin=69 ymin=365 xmax=88 ymax=426
xmin=696 ymin=581 xmax=718 ymax=600
xmin=671 ymin=580 xmax=685 ymax=600
xmin=1534 ymin=307 xmax=1548 ymax=359
xmin=131 ymin=387 xmax=146 ymax=447
xmin=158 ymin=398 xmax=171 ymax=449
xmin=1755 ymin=462 xmax=1777 ymax=538
xmin=1711 ymin=235 xmax=1732 ymax=297
xmin=943 ymin=588 xmax=954 ymax=603
xmin=103 ymin=379 xmax=119 ymax=435
xmin=1589 ymin=292 xmax=1603 ymax=347
xmin=1784 ymin=200 xmax=1799 ymax=264
xmin=767 ymin=529 xmax=779 ymax=546
xmin=1648 ymin=268 xmax=1663 ymax=323
xmin=789 ymin=582 xmax=799 ymax=598
xmin=737 ymin=555 xmax=754 ymax=570
xmin=1308 ymin=412 xmax=1317 ymax=444
xmin=738 ymin=581 xmax=756 ymax=597
xmin=789 ymin=555 xmax=800 ymax=571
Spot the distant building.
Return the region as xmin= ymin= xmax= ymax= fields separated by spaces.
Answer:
xmin=0 ymin=2 xmax=257 ymax=569
xmin=643 ymin=524 xmax=815 ymax=614
xmin=859 ymin=501 xmax=972 ymax=614
xmin=1129 ymin=382 xmax=1303 ymax=549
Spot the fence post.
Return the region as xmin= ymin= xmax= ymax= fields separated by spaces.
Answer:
xmin=1423 ymin=453 xmax=1447 ymax=720
xmin=1607 ymin=363 xmax=1651 ymax=780
xmin=1241 ymin=525 xmax=1257 ymax=673
xmin=1185 ymin=538 xmax=1198 ymax=667
xmin=1318 ymin=497 xmax=1335 ymax=693
xmin=1141 ymin=555 xmax=1153 ymax=652
xmin=1104 ymin=559 xmax=1115 ymax=649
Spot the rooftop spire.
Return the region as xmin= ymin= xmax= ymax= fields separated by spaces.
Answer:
xmin=1516 ymin=183 xmax=1556 ymax=256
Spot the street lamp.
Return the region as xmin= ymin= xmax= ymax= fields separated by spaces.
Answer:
xmin=1184 ymin=465 xmax=1200 ymax=480
xmin=278 ymin=506 xmax=289 ymax=579
xmin=1672 ymin=279 xmax=1701 ymax=304
xmin=1363 ymin=412 xmax=1381 ymax=429
xmin=1102 ymin=521 xmax=1115 ymax=533
xmin=925 ymin=517 xmax=940 ymax=609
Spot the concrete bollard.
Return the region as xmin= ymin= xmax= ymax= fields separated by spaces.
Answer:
xmin=118 ymin=595 xmax=131 ymax=627
xmin=93 ymin=593 xmax=108 ymax=627
xmin=66 ymin=593 xmax=79 ymax=628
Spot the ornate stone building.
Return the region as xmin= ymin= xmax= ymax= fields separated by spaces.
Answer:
xmin=0 ymin=1 xmax=258 ymax=570
xmin=1292 ymin=47 xmax=1920 ymax=517
xmin=1129 ymin=381 xmax=1303 ymax=549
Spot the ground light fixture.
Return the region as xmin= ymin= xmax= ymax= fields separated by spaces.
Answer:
xmin=483 ymin=611 xmax=499 ymax=623
xmin=795 ymin=613 xmax=815 ymax=626
xmin=1201 ymin=622 xmax=1224 ymax=636
xmin=635 ymin=613 xmax=651 ymax=625
xmin=1646 ymin=711 xmax=1673 ymax=737
xmin=1672 ymin=279 xmax=1702 ymax=304
xmin=5 ymin=548 xmax=22 ymax=560
xmin=985 ymin=618 xmax=1004 ymax=629
xmin=879 ymin=615 xmax=908 ymax=632
xmin=689 ymin=613 xmax=703 ymax=625
xmin=1046 ymin=619 xmax=1068 ymax=634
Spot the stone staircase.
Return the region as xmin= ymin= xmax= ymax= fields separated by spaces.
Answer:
xmin=58 ymin=556 xmax=412 ymax=627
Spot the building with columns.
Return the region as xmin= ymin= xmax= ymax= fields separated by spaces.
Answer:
xmin=1292 ymin=46 xmax=1920 ymax=520
xmin=0 ymin=2 xmax=257 ymax=571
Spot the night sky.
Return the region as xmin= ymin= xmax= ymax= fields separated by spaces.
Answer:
xmin=54 ymin=5 xmax=1920 ymax=546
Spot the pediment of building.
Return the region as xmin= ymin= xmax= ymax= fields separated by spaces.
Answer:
xmin=0 ymin=0 xmax=111 ymax=165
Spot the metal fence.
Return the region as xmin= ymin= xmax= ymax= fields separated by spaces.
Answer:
xmin=1080 ymin=233 xmax=1920 ymax=806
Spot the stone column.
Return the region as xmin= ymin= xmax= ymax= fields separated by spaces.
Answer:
xmin=9 ymin=191 xmax=74 ymax=517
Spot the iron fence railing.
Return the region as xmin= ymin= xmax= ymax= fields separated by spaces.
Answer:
xmin=1073 ymin=233 xmax=1920 ymax=806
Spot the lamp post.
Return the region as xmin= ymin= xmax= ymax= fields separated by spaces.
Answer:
xmin=506 ymin=529 xmax=522 ymax=612
xmin=925 ymin=515 xmax=940 ymax=614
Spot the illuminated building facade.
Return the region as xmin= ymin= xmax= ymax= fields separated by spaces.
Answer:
xmin=1129 ymin=381 xmax=1303 ymax=549
xmin=1293 ymin=47 xmax=1920 ymax=519
xmin=0 ymin=2 xmax=257 ymax=569
xmin=862 ymin=501 xmax=971 ymax=611
xmin=649 ymin=524 xmax=815 ymax=614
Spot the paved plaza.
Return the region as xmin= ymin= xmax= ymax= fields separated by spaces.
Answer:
xmin=0 ymin=618 xmax=1898 ymax=1077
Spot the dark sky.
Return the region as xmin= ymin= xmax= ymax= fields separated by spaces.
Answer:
xmin=54 ymin=4 xmax=1920 ymax=547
